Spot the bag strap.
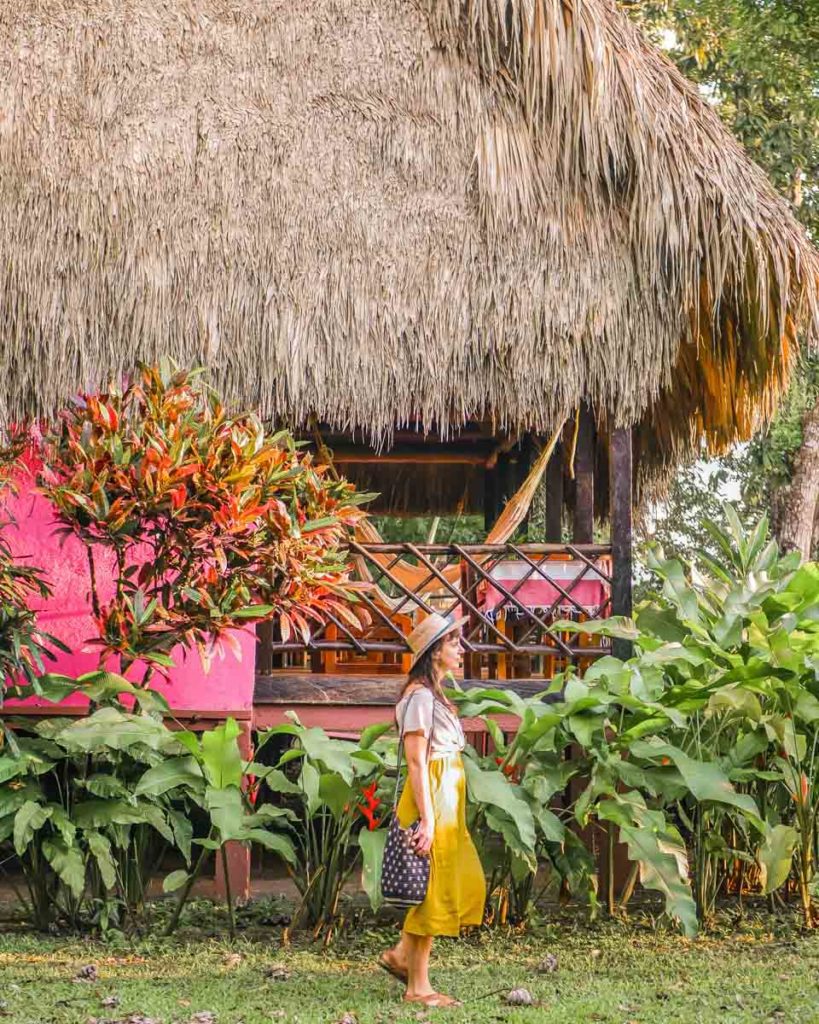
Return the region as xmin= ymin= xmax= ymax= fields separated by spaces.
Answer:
xmin=392 ymin=688 xmax=435 ymax=812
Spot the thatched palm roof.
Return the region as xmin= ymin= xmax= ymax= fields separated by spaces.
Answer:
xmin=2 ymin=0 xmax=817 ymax=481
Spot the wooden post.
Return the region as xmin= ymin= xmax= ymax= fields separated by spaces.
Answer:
xmin=514 ymin=439 xmax=533 ymax=540
xmin=497 ymin=451 xmax=514 ymax=510
xmin=573 ymin=404 xmax=595 ymax=544
xmin=609 ymin=426 xmax=633 ymax=661
xmin=484 ymin=465 xmax=498 ymax=533
xmin=545 ymin=442 xmax=564 ymax=542
xmin=214 ymin=718 xmax=253 ymax=904
xmin=255 ymin=620 xmax=273 ymax=674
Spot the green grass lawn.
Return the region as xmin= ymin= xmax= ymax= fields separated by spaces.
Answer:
xmin=1 ymin=906 xmax=818 ymax=1024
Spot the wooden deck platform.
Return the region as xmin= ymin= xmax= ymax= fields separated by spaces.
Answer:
xmin=252 ymin=672 xmax=553 ymax=732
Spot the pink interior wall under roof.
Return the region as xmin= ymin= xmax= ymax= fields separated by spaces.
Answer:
xmin=1 ymin=475 xmax=255 ymax=714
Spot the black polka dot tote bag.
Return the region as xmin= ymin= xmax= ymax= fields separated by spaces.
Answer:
xmin=381 ymin=693 xmax=432 ymax=908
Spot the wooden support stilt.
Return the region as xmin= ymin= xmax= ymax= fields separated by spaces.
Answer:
xmin=214 ymin=718 xmax=253 ymax=904
xmin=573 ymin=404 xmax=595 ymax=544
xmin=483 ymin=465 xmax=498 ymax=533
xmin=609 ymin=426 xmax=634 ymax=660
xmin=497 ymin=451 xmax=514 ymax=511
xmin=545 ymin=441 xmax=564 ymax=542
xmin=514 ymin=439 xmax=533 ymax=540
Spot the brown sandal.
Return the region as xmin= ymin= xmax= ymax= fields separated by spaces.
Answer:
xmin=403 ymin=992 xmax=462 ymax=1008
xmin=377 ymin=954 xmax=408 ymax=984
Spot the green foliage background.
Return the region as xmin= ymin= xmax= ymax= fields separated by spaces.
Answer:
xmin=626 ymin=0 xmax=819 ymax=564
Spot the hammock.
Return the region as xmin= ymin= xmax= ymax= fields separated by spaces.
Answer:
xmin=313 ymin=420 xmax=566 ymax=614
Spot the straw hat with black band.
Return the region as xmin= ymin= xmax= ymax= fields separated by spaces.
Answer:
xmin=406 ymin=612 xmax=468 ymax=671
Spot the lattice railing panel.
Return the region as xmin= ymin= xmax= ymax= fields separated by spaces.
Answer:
xmin=256 ymin=543 xmax=613 ymax=679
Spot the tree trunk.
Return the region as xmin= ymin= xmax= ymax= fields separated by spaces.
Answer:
xmin=774 ymin=396 xmax=819 ymax=559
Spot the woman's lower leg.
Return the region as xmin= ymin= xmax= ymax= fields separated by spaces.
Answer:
xmin=404 ymin=934 xmax=434 ymax=997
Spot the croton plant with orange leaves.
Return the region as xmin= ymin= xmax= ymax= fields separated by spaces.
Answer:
xmin=37 ymin=363 xmax=370 ymax=683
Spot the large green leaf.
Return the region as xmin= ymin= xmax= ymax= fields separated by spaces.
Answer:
xmin=72 ymin=799 xmax=174 ymax=842
xmin=358 ymin=722 xmax=393 ymax=750
xmin=295 ymin=727 xmax=355 ymax=783
xmin=758 ymin=824 xmax=799 ymax=894
xmin=0 ymin=815 xmax=15 ymax=844
xmin=629 ymin=739 xmax=763 ymax=828
xmin=318 ymin=773 xmax=356 ymax=820
xmin=59 ymin=707 xmax=174 ymax=754
xmin=13 ymin=800 xmax=52 ymax=855
xmin=87 ymin=831 xmax=117 ymax=890
xmin=359 ymin=828 xmax=387 ymax=911
xmin=636 ymin=606 xmax=688 ymax=644
xmin=244 ymin=764 xmax=302 ymax=795
xmin=298 ymin=762 xmax=321 ymax=816
xmin=76 ymin=670 xmax=171 ymax=714
xmin=134 ymin=757 xmax=204 ymax=797
xmin=168 ymin=809 xmax=193 ymax=864
xmin=163 ymin=869 xmax=190 ymax=893
xmin=0 ymin=782 xmax=40 ymax=818
xmin=463 ymin=758 xmax=536 ymax=854
xmin=0 ymin=752 xmax=54 ymax=785
xmin=598 ymin=794 xmax=697 ymax=938
xmin=515 ymin=712 xmax=562 ymax=752
xmin=200 ymin=718 xmax=243 ymax=788
xmin=484 ymin=807 xmax=537 ymax=870
xmin=81 ymin=774 xmax=130 ymax=799
xmin=42 ymin=838 xmax=86 ymax=900
xmin=530 ymin=803 xmax=565 ymax=843
xmin=49 ymin=806 xmax=77 ymax=846
xmin=204 ymin=785 xmax=245 ymax=841
xmin=33 ymin=673 xmax=80 ymax=703
xmin=243 ymin=829 xmax=296 ymax=864
xmin=708 ymin=685 xmax=762 ymax=721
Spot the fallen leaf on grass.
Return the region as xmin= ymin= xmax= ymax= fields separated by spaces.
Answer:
xmin=506 ymin=989 xmax=534 ymax=1006
xmin=265 ymin=964 xmax=291 ymax=981
xmin=223 ymin=953 xmax=243 ymax=968
xmin=190 ymin=1014 xmax=216 ymax=1024
xmin=537 ymin=953 xmax=558 ymax=974
xmin=73 ymin=965 xmax=98 ymax=983
xmin=334 ymin=1015 xmax=357 ymax=1024
xmin=101 ymin=997 xmax=121 ymax=1010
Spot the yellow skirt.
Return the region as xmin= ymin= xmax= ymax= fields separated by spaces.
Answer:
xmin=397 ymin=753 xmax=486 ymax=937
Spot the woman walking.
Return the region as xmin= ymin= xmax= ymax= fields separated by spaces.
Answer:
xmin=379 ymin=613 xmax=486 ymax=1007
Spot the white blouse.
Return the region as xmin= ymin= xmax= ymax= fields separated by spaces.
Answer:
xmin=396 ymin=687 xmax=465 ymax=760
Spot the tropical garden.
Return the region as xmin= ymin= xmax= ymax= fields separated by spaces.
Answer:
xmin=0 ymin=362 xmax=818 ymax=1020
xmin=3 ymin=2 xmax=819 ymax=1021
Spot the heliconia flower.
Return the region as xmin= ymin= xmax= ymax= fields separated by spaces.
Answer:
xmin=357 ymin=781 xmax=382 ymax=830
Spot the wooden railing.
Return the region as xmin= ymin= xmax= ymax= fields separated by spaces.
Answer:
xmin=256 ymin=542 xmax=613 ymax=681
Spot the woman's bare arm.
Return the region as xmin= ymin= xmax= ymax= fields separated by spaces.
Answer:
xmin=404 ymin=731 xmax=434 ymax=854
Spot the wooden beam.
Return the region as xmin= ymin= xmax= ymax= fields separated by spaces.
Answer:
xmin=573 ymin=404 xmax=595 ymax=544
xmin=545 ymin=441 xmax=564 ymax=542
xmin=609 ymin=426 xmax=634 ymax=659
xmin=333 ymin=444 xmax=488 ymax=465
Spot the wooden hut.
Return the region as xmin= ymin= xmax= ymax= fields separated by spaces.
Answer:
xmin=2 ymin=2 xmax=819 ymax=749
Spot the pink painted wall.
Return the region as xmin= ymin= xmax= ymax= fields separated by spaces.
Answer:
xmin=1 ymin=475 xmax=255 ymax=714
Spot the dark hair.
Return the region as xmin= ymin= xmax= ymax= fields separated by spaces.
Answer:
xmin=400 ymin=634 xmax=455 ymax=708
